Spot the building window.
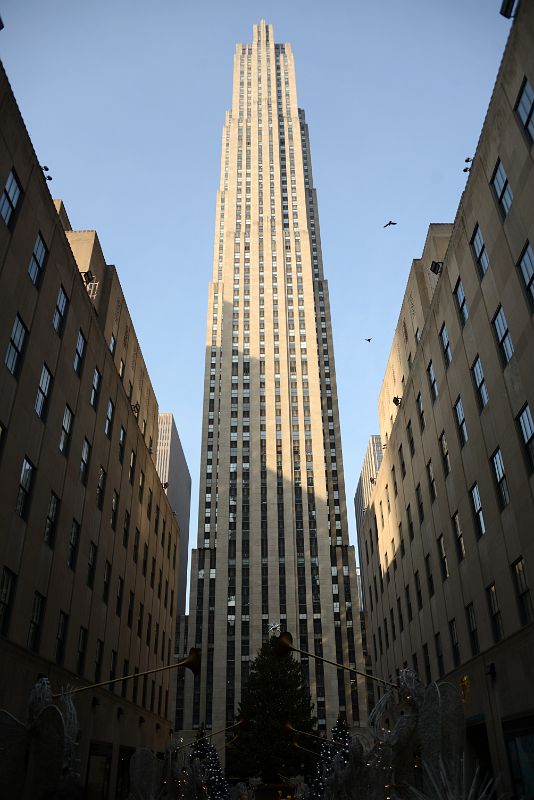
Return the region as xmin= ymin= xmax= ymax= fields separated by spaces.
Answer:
xmin=67 ymin=520 xmax=80 ymax=570
xmin=435 ymin=632 xmax=444 ymax=677
xmin=96 ymin=466 xmax=106 ymax=510
xmin=118 ymin=426 xmax=126 ymax=464
xmin=452 ymin=512 xmax=465 ymax=561
xmin=16 ymin=456 xmax=34 ymax=520
xmin=454 ymin=279 xmax=469 ymax=325
xmin=73 ymin=330 xmax=86 ymax=375
xmin=87 ymin=541 xmax=97 ymax=588
xmin=487 ymin=583 xmax=503 ymax=643
xmin=5 ymin=314 xmax=28 ymax=377
xmin=104 ymin=399 xmax=114 ymax=438
xmin=427 ymin=460 xmax=437 ymax=502
xmin=416 ymin=392 xmax=425 ymax=431
xmin=35 ymin=364 xmax=52 ymax=419
xmin=77 ymin=627 xmax=87 ymax=675
xmin=437 ymin=535 xmax=449 ymax=579
xmin=449 ymin=618 xmax=460 ymax=667
xmin=427 ymin=361 xmax=438 ymax=401
xmin=491 ymin=448 xmax=510 ymax=509
xmin=28 ymin=591 xmax=45 ymax=652
xmin=472 ymin=356 xmax=489 ymax=409
xmin=100 ymin=561 xmax=110 ymax=606
xmin=59 ymin=405 xmax=74 ymax=455
xmin=52 ymin=286 xmax=69 ymax=335
xmin=407 ymin=504 xmax=414 ymax=540
xmin=56 ymin=612 xmax=68 ymax=665
xmin=516 ymin=77 xmax=534 ymax=140
xmin=425 ymin=555 xmax=434 ymax=597
xmin=440 ymin=323 xmax=452 ymax=366
xmin=416 ymin=483 xmax=424 ymax=523
xmin=0 ymin=567 xmax=17 ymax=636
xmin=406 ymin=420 xmax=415 ymax=457
xmin=471 ymin=224 xmax=490 ymax=277
xmin=116 ymin=577 xmax=124 ymax=617
xmin=415 ymin=571 xmax=423 ymax=610
xmin=111 ymin=490 xmax=119 ymax=530
xmin=137 ymin=602 xmax=144 ymax=637
xmin=95 ymin=639 xmax=103 ymax=682
xmin=139 ymin=470 xmax=145 ymax=502
xmin=439 ymin=431 xmax=451 ymax=476
xmin=0 ymin=170 xmax=22 ymax=227
xmin=517 ymin=403 xmax=534 ymax=472
xmin=466 ymin=603 xmax=479 ymax=656
xmin=80 ymin=438 xmax=91 ymax=485
xmin=129 ymin=450 xmax=136 ymax=484
xmin=470 ymin=483 xmax=486 ymax=538
xmin=28 ymin=233 xmax=47 ymax=286
xmin=491 ymin=159 xmax=513 ymax=217
xmin=492 ymin=305 xmax=514 ymax=364
xmin=399 ymin=444 xmax=406 ymax=478
xmin=518 ymin=242 xmax=534 ymax=307
xmin=512 ymin=557 xmax=533 ymax=626
xmin=44 ymin=492 xmax=60 ymax=547
xmin=90 ymin=367 xmax=101 ymax=408
xmin=123 ymin=510 xmax=130 ymax=547
xmin=454 ymin=397 xmax=468 ymax=447
xmin=109 ymin=333 xmax=116 ymax=355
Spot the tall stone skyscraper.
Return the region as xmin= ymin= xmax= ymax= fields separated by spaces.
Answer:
xmin=183 ymin=20 xmax=366 ymax=738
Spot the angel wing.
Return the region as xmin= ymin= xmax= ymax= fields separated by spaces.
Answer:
xmin=0 ymin=708 xmax=27 ymax=800
xmin=25 ymin=704 xmax=65 ymax=800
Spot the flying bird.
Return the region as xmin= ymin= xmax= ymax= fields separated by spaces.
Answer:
xmin=364 ymin=338 xmax=372 ymax=343
xmin=383 ymin=220 xmax=397 ymax=228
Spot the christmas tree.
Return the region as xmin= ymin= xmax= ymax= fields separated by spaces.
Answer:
xmin=226 ymin=636 xmax=318 ymax=783
xmin=190 ymin=725 xmax=212 ymax=764
xmin=189 ymin=725 xmax=230 ymax=800
xmin=308 ymin=715 xmax=351 ymax=800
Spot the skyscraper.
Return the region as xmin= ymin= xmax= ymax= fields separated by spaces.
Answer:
xmin=183 ymin=20 xmax=366 ymax=739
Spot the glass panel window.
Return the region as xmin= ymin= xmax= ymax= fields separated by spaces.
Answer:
xmin=59 ymin=405 xmax=74 ymax=455
xmin=439 ymin=431 xmax=451 ymax=476
xmin=472 ymin=356 xmax=489 ymax=409
xmin=111 ymin=490 xmax=119 ymax=530
xmin=0 ymin=567 xmax=17 ymax=636
xmin=438 ymin=535 xmax=449 ymax=580
xmin=470 ymin=483 xmax=486 ymax=537
xmin=104 ymin=399 xmax=114 ymax=438
xmin=28 ymin=591 xmax=45 ymax=652
xmin=44 ymin=492 xmax=60 ymax=546
xmin=518 ymin=242 xmax=534 ymax=307
xmin=73 ymin=330 xmax=86 ymax=375
xmin=517 ymin=403 xmax=534 ymax=472
xmin=118 ymin=426 xmax=126 ymax=463
xmin=454 ymin=279 xmax=469 ymax=325
xmin=515 ymin=78 xmax=534 ymax=140
xmin=399 ymin=444 xmax=406 ymax=478
xmin=427 ymin=361 xmax=438 ymax=401
xmin=109 ymin=333 xmax=116 ymax=355
xmin=0 ymin=170 xmax=22 ymax=226
xmin=427 ymin=460 xmax=437 ymax=502
xmin=487 ymin=583 xmax=503 ymax=643
xmin=440 ymin=323 xmax=452 ymax=366
xmin=454 ymin=397 xmax=468 ymax=447
xmin=416 ymin=392 xmax=425 ymax=431
xmin=80 ymin=438 xmax=91 ymax=485
xmin=87 ymin=541 xmax=97 ymax=588
xmin=35 ymin=364 xmax=53 ymax=419
xmin=453 ymin=512 xmax=465 ymax=561
xmin=52 ymin=286 xmax=69 ymax=335
xmin=96 ymin=466 xmax=106 ymax=510
xmin=90 ymin=367 xmax=101 ymax=408
xmin=491 ymin=159 xmax=513 ymax=217
xmin=493 ymin=305 xmax=514 ymax=364
xmin=466 ymin=602 xmax=479 ymax=656
xmin=5 ymin=314 xmax=28 ymax=377
xmin=449 ymin=618 xmax=460 ymax=667
xmin=471 ymin=224 xmax=490 ymax=277
xmin=67 ymin=520 xmax=80 ymax=569
xmin=28 ymin=233 xmax=47 ymax=286
xmin=513 ymin=557 xmax=533 ymax=625
xmin=491 ymin=448 xmax=510 ymax=509
xmin=406 ymin=420 xmax=415 ymax=456
xmin=16 ymin=456 xmax=34 ymax=519
xmin=416 ymin=483 xmax=424 ymax=522
xmin=129 ymin=450 xmax=136 ymax=484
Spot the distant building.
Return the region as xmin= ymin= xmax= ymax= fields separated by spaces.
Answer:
xmin=354 ymin=435 xmax=383 ymax=549
xmin=0 ymin=61 xmax=186 ymax=796
xmin=156 ymin=412 xmax=191 ymax=616
xmin=356 ymin=4 xmax=534 ymax=794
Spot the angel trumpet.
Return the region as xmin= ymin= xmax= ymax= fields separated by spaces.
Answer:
xmin=284 ymin=721 xmax=332 ymax=743
xmin=53 ymin=647 xmax=201 ymax=699
xmin=275 ymin=632 xmax=396 ymax=689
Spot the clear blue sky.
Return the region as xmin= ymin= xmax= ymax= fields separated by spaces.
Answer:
xmin=1 ymin=1 xmax=511 ymax=584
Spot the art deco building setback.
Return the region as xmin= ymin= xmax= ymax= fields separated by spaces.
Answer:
xmin=0 ymin=62 xmax=188 ymax=796
xmin=357 ymin=3 xmax=534 ymax=794
xmin=183 ymin=20 xmax=367 ymax=742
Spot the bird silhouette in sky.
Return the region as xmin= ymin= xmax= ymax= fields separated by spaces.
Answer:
xmin=364 ymin=337 xmax=372 ymax=343
xmin=383 ymin=220 xmax=397 ymax=228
